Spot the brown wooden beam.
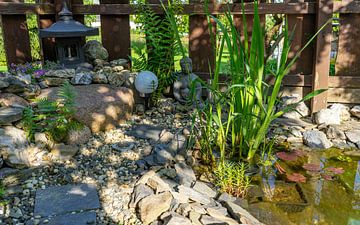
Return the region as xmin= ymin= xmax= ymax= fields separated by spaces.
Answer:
xmin=311 ymin=0 xmax=332 ymax=112
xmin=71 ymin=3 xmax=316 ymax=15
xmin=0 ymin=2 xmax=54 ymax=14
xmin=100 ymin=0 xmax=130 ymax=61
xmin=1 ymin=12 xmax=32 ymax=66
xmin=0 ymin=2 xmax=360 ymax=16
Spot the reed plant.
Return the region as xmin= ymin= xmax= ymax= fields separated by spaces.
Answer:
xmin=190 ymin=1 xmax=327 ymax=165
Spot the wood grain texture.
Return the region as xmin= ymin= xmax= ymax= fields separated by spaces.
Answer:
xmin=311 ymin=0 xmax=332 ymax=112
xmin=1 ymin=14 xmax=32 ymax=66
xmin=100 ymin=0 xmax=130 ymax=61
xmin=335 ymin=10 xmax=360 ymax=76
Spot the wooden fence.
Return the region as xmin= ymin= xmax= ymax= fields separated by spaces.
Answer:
xmin=1 ymin=0 xmax=360 ymax=112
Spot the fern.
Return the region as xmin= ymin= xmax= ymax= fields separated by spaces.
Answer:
xmin=22 ymin=107 xmax=37 ymax=141
xmin=132 ymin=1 xmax=185 ymax=104
xmin=22 ymin=82 xmax=79 ymax=143
xmin=58 ymin=81 xmax=76 ymax=116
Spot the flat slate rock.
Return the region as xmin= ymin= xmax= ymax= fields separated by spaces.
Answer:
xmin=39 ymin=211 xmax=97 ymax=225
xmin=34 ymin=184 xmax=100 ymax=217
xmin=125 ymin=124 xmax=163 ymax=141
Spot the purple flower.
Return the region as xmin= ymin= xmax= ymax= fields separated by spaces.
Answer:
xmin=34 ymin=69 xmax=46 ymax=78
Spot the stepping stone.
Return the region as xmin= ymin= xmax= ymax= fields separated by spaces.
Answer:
xmin=40 ymin=211 xmax=97 ymax=225
xmin=125 ymin=124 xmax=163 ymax=141
xmin=34 ymin=184 xmax=100 ymax=224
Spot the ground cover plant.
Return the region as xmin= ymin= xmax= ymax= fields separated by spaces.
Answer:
xmin=22 ymin=81 xmax=82 ymax=143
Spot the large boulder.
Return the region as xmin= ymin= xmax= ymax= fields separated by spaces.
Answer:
xmin=84 ymin=40 xmax=109 ymax=63
xmin=39 ymin=84 xmax=134 ymax=132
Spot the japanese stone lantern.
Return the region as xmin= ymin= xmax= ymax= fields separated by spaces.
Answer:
xmin=39 ymin=3 xmax=99 ymax=68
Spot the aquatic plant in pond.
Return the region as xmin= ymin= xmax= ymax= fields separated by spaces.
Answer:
xmin=214 ymin=161 xmax=251 ymax=198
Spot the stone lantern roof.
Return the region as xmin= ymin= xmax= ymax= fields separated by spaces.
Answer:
xmin=39 ymin=2 xmax=99 ymax=38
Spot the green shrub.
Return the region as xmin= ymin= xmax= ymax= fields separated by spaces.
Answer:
xmin=22 ymin=81 xmax=82 ymax=142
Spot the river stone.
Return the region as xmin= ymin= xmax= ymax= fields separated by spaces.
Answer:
xmin=71 ymin=71 xmax=93 ymax=85
xmin=0 ymin=107 xmax=23 ymax=125
xmin=50 ymin=143 xmax=78 ymax=161
xmin=34 ymin=184 xmax=100 ymax=217
xmin=206 ymin=207 xmax=239 ymax=225
xmin=43 ymin=77 xmax=68 ymax=87
xmin=200 ymin=215 xmax=227 ymax=225
xmin=0 ymin=77 xmax=9 ymax=89
xmin=39 ymin=84 xmax=134 ymax=132
xmin=303 ymin=130 xmax=333 ymax=149
xmin=332 ymin=139 xmax=352 ymax=149
xmin=314 ymin=108 xmax=341 ymax=125
xmin=326 ymin=125 xmax=346 ymax=140
xmin=177 ymin=185 xmax=212 ymax=205
xmin=0 ymin=93 xmax=29 ymax=107
xmin=192 ymin=181 xmax=217 ymax=198
xmin=129 ymin=183 xmax=154 ymax=208
xmin=46 ymin=69 xmax=75 ymax=78
xmin=40 ymin=211 xmax=97 ymax=225
xmin=345 ymin=130 xmax=360 ymax=148
xmin=189 ymin=211 xmax=202 ymax=225
xmin=126 ymin=124 xmax=163 ymax=142
xmin=84 ymin=40 xmax=108 ymax=63
xmin=163 ymin=212 xmax=192 ymax=225
xmin=222 ymin=201 xmax=262 ymax=225
xmin=137 ymin=191 xmax=173 ymax=225
xmin=279 ymin=94 xmax=310 ymax=119
xmin=107 ymin=71 xmax=128 ymax=87
xmin=350 ymin=106 xmax=360 ymax=119
xmin=21 ymin=84 xmax=41 ymax=100
xmin=4 ymin=145 xmax=48 ymax=168
xmin=329 ymin=104 xmax=351 ymax=121
xmin=175 ymin=163 xmax=196 ymax=186
xmin=2 ymin=76 xmax=27 ymax=93
xmin=65 ymin=126 xmax=92 ymax=146
xmin=0 ymin=126 xmax=28 ymax=148
xmin=153 ymin=144 xmax=175 ymax=165
xmin=93 ymin=72 xmax=108 ymax=84
xmin=110 ymin=58 xmax=129 ymax=67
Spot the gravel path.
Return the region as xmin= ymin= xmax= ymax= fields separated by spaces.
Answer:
xmin=1 ymin=99 xmax=192 ymax=225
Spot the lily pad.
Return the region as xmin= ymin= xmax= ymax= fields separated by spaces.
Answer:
xmin=286 ymin=173 xmax=306 ymax=183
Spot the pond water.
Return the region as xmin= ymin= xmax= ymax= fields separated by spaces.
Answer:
xmin=248 ymin=149 xmax=360 ymax=225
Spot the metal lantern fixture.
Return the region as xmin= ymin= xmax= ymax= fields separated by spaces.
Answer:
xmin=39 ymin=2 xmax=99 ymax=68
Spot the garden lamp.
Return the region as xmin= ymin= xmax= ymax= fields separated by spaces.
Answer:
xmin=135 ymin=71 xmax=158 ymax=109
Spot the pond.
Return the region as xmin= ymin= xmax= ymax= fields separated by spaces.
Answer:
xmin=248 ymin=149 xmax=360 ymax=225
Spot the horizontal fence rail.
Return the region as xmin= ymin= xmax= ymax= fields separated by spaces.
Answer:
xmin=1 ymin=0 xmax=360 ymax=111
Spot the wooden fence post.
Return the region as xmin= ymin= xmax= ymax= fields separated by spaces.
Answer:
xmin=38 ymin=0 xmax=58 ymax=62
xmin=1 ymin=0 xmax=32 ymax=67
xmin=311 ymin=0 xmax=333 ymax=112
xmin=100 ymin=0 xmax=131 ymax=61
xmin=189 ymin=0 xmax=216 ymax=79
